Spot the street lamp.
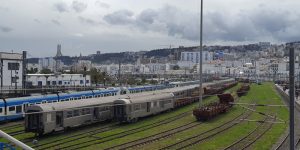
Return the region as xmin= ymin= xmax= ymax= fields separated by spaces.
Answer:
xmin=199 ymin=0 xmax=203 ymax=107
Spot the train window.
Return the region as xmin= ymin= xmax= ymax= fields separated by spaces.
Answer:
xmin=42 ymin=101 xmax=47 ymax=104
xmin=0 ymin=108 xmax=2 ymax=113
xmin=16 ymin=106 xmax=22 ymax=113
xmin=89 ymin=96 xmax=93 ymax=98
xmin=9 ymin=106 xmax=15 ymax=112
xmin=67 ymin=111 xmax=73 ymax=118
xmin=99 ymin=107 xmax=105 ymax=111
xmin=159 ymin=101 xmax=164 ymax=108
xmin=73 ymin=110 xmax=80 ymax=116
xmin=36 ymin=102 xmax=41 ymax=105
xmin=134 ymin=104 xmax=140 ymax=111
xmin=81 ymin=109 xmax=86 ymax=115
xmin=82 ymin=108 xmax=91 ymax=115
xmin=23 ymin=103 xmax=29 ymax=111
xmin=85 ymin=109 xmax=91 ymax=114
xmin=141 ymin=104 xmax=146 ymax=109
xmin=154 ymin=101 xmax=157 ymax=107
xmin=53 ymin=100 xmax=58 ymax=103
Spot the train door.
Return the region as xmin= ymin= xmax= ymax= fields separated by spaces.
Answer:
xmin=146 ymin=102 xmax=151 ymax=112
xmin=114 ymin=104 xmax=125 ymax=121
xmin=26 ymin=111 xmax=41 ymax=131
xmin=56 ymin=111 xmax=63 ymax=128
xmin=93 ymin=107 xmax=100 ymax=120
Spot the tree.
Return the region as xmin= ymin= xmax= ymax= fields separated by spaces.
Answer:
xmin=150 ymin=80 xmax=158 ymax=85
xmin=89 ymin=68 xmax=100 ymax=84
xmin=88 ymin=68 xmax=111 ymax=85
xmin=173 ymin=65 xmax=180 ymax=70
xmin=27 ymin=68 xmax=38 ymax=74
xmin=40 ymin=68 xmax=52 ymax=74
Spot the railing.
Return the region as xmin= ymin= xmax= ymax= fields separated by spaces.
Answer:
xmin=0 ymin=130 xmax=33 ymax=150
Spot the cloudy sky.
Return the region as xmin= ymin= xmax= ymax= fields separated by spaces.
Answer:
xmin=0 ymin=0 xmax=299 ymax=57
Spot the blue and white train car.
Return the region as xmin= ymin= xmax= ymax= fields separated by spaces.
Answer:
xmin=0 ymin=94 xmax=58 ymax=121
xmin=0 ymin=88 xmax=120 ymax=122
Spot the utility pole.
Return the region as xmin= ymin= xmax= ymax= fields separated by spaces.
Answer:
xmin=22 ymin=51 xmax=27 ymax=95
xmin=288 ymin=42 xmax=295 ymax=150
xmin=199 ymin=0 xmax=203 ymax=107
xmin=118 ymin=61 xmax=121 ymax=86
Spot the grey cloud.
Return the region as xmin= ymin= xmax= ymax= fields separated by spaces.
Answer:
xmin=54 ymin=2 xmax=68 ymax=13
xmin=103 ymin=10 xmax=134 ymax=25
xmin=51 ymin=19 xmax=61 ymax=26
xmin=72 ymin=1 xmax=87 ymax=13
xmin=95 ymin=1 xmax=110 ymax=9
xmin=78 ymin=16 xmax=97 ymax=25
xmin=0 ymin=26 xmax=13 ymax=32
xmin=0 ymin=6 xmax=9 ymax=11
xmin=250 ymin=10 xmax=290 ymax=33
xmin=103 ymin=5 xmax=300 ymax=42
xmin=34 ymin=19 xmax=41 ymax=23
xmin=137 ymin=9 xmax=158 ymax=24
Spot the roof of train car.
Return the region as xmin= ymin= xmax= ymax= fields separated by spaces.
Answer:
xmin=26 ymin=90 xmax=167 ymax=112
xmin=25 ymin=79 xmax=235 ymax=112
xmin=116 ymin=93 xmax=174 ymax=104
xmin=27 ymin=96 xmax=120 ymax=112
xmin=4 ymin=94 xmax=58 ymax=106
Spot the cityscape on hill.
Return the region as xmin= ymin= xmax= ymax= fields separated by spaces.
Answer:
xmin=0 ymin=0 xmax=300 ymax=150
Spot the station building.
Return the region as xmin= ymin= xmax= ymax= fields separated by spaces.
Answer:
xmin=0 ymin=52 xmax=25 ymax=92
xmin=26 ymin=73 xmax=91 ymax=87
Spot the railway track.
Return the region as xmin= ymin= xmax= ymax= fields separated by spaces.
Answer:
xmin=274 ymin=133 xmax=289 ymax=150
xmin=223 ymin=117 xmax=274 ymax=150
xmin=57 ymin=111 xmax=191 ymax=150
xmin=6 ymin=130 xmax=25 ymax=136
xmin=35 ymin=111 xmax=190 ymax=150
xmin=104 ymin=112 xmax=247 ymax=150
xmin=159 ymin=110 xmax=253 ymax=150
xmin=104 ymin=121 xmax=201 ymax=150
xmin=0 ymin=122 xmax=23 ymax=130
xmin=30 ymin=123 xmax=119 ymax=149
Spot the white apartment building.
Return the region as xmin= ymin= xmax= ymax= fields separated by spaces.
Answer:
xmin=74 ymin=60 xmax=92 ymax=72
xmin=180 ymin=51 xmax=213 ymax=63
xmin=26 ymin=74 xmax=91 ymax=87
xmin=0 ymin=52 xmax=24 ymax=90
xmin=177 ymin=51 xmax=213 ymax=69
xmin=38 ymin=57 xmax=56 ymax=71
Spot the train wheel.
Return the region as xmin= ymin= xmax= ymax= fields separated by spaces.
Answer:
xmin=131 ymin=118 xmax=138 ymax=123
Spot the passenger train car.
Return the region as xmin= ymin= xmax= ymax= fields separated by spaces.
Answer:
xmin=25 ymin=91 xmax=174 ymax=134
xmin=25 ymin=96 xmax=116 ymax=134
xmin=1 ymin=84 xmax=170 ymax=122
xmin=114 ymin=93 xmax=174 ymax=123
xmin=25 ymin=79 xmax=236 ymax=135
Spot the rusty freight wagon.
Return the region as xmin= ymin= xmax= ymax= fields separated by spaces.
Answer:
xmin=237 ymin=84 xmax=250 ymax=97
xmin=193 ymin=93 xmax=234 ymax=121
